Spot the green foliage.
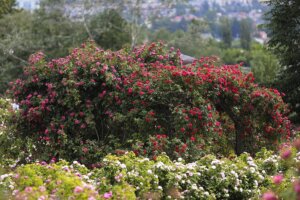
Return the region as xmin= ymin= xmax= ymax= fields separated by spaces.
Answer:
xmin=239 ymin=19 xmax=252 ymax=50
xmin=150 ymin=26 xmax=222 ymax=59
xmin=220 ymin=17 xmax=233 ymax=48
xmin=264 ymin=0 xmax=300 ymax=118
xmin=221 ymin=48 xmax=250 ymax=65
xmin=89 ymin=9 xmax=131 ymax=50
xmin=250 ymin=43 xmax=280 ymax=84
xmin=0 ymin=11 xmax=35 ymax=93
xmin=0 ymin=0 xmax=16 ymax=18
xmin=0 ymin=98 xmax=23 ymax=165
xmin=0 ymin=9 xmax=88 ymax=93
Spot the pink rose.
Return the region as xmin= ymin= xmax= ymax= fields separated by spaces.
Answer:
xmin=294 ymin=181 xmax=300 ymax=193
xmin=281 ymin=148 xmax=291 ymax=159
xmin=273 ymin=174 xmax=283 ymax=185
xmin=103 ymin=191 xmax=112 ymax=199
xmin=74 ymin=186 xmax=84 ymax=194
xmin=262 ymin=192 xmax=277 ymax=200
xmin=24 ymin=187 xmax=33 ymax=193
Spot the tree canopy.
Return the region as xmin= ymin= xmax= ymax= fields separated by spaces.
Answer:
xmin=264 ymin=0 xmax=300 ymax=119
xmin=0 ymin=0 xmax=16 ymax=18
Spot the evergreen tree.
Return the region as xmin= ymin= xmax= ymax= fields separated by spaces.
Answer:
xmin=240 ymin=18 xmax=252 ymax=50
xmin=264 ymin=0 xmax=300 ymax=118
xmin=220 ymin=17 xmax=232 ymax=48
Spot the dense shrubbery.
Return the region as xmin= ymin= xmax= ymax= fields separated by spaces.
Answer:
xmin=8 ymin=42 xmax=291 ymax=165
xmin=0 ymin=149 xmax=292 ymax=200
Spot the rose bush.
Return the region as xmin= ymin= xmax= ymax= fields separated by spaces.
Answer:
xmin=8 ymin=41 xmax=291 ymax=164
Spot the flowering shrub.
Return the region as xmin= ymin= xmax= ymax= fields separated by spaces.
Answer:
xmin=262 ymin=137 xmax=300 ymax=200
xmin=0 ymin=98 xmax=11 ymax=134
xmin=0 ymin=150 xmax=291 ymax=199
xmin=0 ymin=160 xmax=101 ymax=199
xmin=0 ymin=98 xmax=30 ymax=166
xmin=8 ymin=41 xmax=291 ymax=164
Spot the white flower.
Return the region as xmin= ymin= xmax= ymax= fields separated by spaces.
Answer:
xmin=0 ymin=174 xmax=10 ymax=181
xmin=72 ymin=161 xmax=79 ymax=165
xmin=120 ymin=164 xmax=126 ymax=169
xmin=220 ymin=172 xmax=226 ymax=179
xmin=147 ymin=169 xmax=153 ymax=174
xmin=249 ymin=167 xmax=255 ymax=173
xmin=203 ymin=191 xmax=209 ymax=196
xmin=175 ymin=175 xmax=182 ymax=180
xmin=211 ymin=160 xmax=221 ymax=165
xmin=254 ymin=180 xmax=258 ymax=187
xmin=191 ymin=184 xmax=198 ymax=190
xmin=158 ymin=186 xmax=163 ymax=190
xmin=12 ymin=103 xmax=19 ymax=110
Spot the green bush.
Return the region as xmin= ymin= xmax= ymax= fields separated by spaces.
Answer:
xmin=0 ymin=98 xmax=37 ymax=167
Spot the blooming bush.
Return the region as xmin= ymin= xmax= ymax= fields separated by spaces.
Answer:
xmin=0 ymin=98 xmax=27 ymax=166
xmin=262 ymin=137 xmax=300 ymax=200
xmin=0 ymin=149 xmax=292 ymax=199
xmin=0 ymin=160 xmax=101 ymax=199
xmin=8 ymin=41 xmax=291 ymax=164
xmin=0 ymin=98 xmax=11 ymax=135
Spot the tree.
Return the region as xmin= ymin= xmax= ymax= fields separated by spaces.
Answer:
xmin=0 ymin=0 xmax=16 ymax=18
xmin=240 ymin=18 xmax=252 ymax=50
xmin=0 ymin=11 xmax=35 ymax=94
xmin=220 ymin=17 xmax=232 ymax=48
xmin=89 ymin=9 xmax=131 ymax=50
xmin=231 ymin=18 xmax=240 ymax=38
xmin=31 ymin=8 xmax=88 ymax=58
xmin=0 ymin=7 xmax=88 ymax=94
xmin=250 ymin=43 xmax=280 ymax=84
xmin=264 ymin=0 xmax=300 ymax=118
